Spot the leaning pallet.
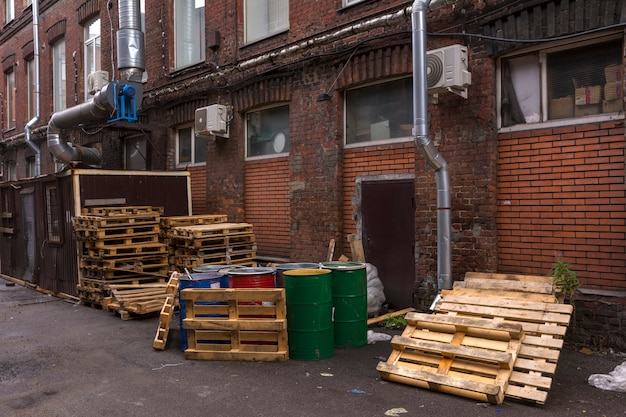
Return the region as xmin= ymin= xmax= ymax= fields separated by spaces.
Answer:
xmin=377 ymin=272 xmax=573 ymax=405
xmin=153 ymin=272 xmax=181 ymax=350
xmin=180 ymin=287 xmax=288 ymax=362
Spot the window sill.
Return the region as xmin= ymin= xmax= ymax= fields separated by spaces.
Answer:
xmin=175 ymin=162 xmax=206 ymax=169
xmin=245 ymin=152 xmax=289 ymax=162
xmin=344 ymin=136 xmax=413 ymax=149
xmin=498 ymin=112 xmax=624 ymax=133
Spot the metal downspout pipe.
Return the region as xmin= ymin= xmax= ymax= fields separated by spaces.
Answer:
xmin=25 ymin=0 xmax=41 ymax=176
xmin=47 ymin=0 xmax=144 ymax=166
xmin=412 ymin=0 xmax=452 ymax=291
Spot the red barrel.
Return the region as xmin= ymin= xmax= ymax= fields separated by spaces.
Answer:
xmin=227 ymin=267 xmax=276 ymax=288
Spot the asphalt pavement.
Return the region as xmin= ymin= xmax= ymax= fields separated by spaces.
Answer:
xmin=1 ymin=277 xmax=625 ymax=417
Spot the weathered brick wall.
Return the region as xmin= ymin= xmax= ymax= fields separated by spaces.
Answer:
xmin=571 ymin=294 xmax=626 ymax=351
xmin=497 ymin=121 xmax=626 ymax=290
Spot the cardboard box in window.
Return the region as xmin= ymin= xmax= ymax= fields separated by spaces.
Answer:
xmin=574 ymin=103 xmax=601 ymax=117
xmin=370 ymin=120 xmax=390 ymax=140
xmin=602 ymin=99 xmax=623 ymax=113
xmin=604 ymin=64 xmax=623 ymax=84
xmin=575 ymin=85 xmax=602 ymax=105
xmin=604 ymin=82 xmax=623 ymax=101
xmin=550 ymin=96 xmax=573 ymax=119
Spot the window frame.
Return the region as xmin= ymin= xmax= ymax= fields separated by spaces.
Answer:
xmin=245 ymin=104 xmax=290 ymax=160
xmin=343 ymin=76 xmax=414 ymax=148
xmin=5 ymin=0 xmax=14 ymax=24
xmin=174 ymin=0 xmax=206 ymax=70
xmin=244 ymin=0 xmax=289 ymax=45
xmin=44 ymin=183 xmax=62 ymax=244
xmin=5 ymin=69 xmax=15 ymax=130
xmin=52 ymin=39 xmax=66 ymax=112
xmin=497 ymin=32 xmax=624 ymax=131
xmin=26 ymin=58 xmax=35 ymax=120
xmin=84 ymin=17 xmax=101 ymax=100
xmin=175 ymin=124 xmax=206 ymax=167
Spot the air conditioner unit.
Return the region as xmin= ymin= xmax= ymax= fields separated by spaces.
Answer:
xmin=426 ymin=44 xmax=471 ymax=98
xmin=195 ymin=104 xmax=229 ymax=138
xmin=87 ymin=70 xmax=109 ymax=95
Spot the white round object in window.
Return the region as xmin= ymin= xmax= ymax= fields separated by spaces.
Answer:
xmin=272 ymin=132 xmax=287 ymax=153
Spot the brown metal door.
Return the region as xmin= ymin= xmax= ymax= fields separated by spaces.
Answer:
xmin=362 ymin=179 xmax=415 ymax=309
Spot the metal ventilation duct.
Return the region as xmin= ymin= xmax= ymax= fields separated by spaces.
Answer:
xmin=47 ymin=0 xmax=145 ymax=166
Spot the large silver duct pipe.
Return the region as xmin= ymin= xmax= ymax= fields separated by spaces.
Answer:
xmin=25 ymin=0 xmax=41 ymax=176
xmin=412 ymin=0 xmax=452 ymax=291
xmin=47 ymin=0 xmax=144 ymax=166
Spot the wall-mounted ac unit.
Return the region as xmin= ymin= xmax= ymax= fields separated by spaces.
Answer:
xmin=87 ymin=70 xmax=109 ymax=95
xmin=195 ymin=104 xmax=229 ymax=138
xmin=426 ymin=44 xmax=471 ymax=98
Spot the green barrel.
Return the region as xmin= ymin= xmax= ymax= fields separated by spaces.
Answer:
xmin=321 ymin=262 xmax=367 ymax=348
xmin=283 ymin=269 xmax=334 ymax=360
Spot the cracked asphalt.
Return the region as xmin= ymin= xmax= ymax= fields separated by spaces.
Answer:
xmin=1 ymin=277 xmax=624 ymax=417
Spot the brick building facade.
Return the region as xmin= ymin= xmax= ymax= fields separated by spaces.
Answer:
xmin=0 ymin=0 xmax=624 ymax=348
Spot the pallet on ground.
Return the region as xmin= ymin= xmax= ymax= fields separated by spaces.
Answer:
xmin=377 ymin=312 xmax=524 ymax=405
xmin=378 ymin=272 xmax=573 ymax=405
xmin=181 ymin=287 xmax=288 ymax=362
xmin=153 ymin=272 xmax=181 ymax=350
xmin=170 ymin=223 xmax=254 ymax=240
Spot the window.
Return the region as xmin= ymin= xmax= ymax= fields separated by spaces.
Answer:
xmin=26 ymin=58 xmax=35 ymax=120
xmin=345 ymin=77 xmax=413 ymax=145
xmin=84 ymin=18 xmax=101 ymax=99
xmin=26 ymin=157 xmax=36 ymax=178
xmin=174 ymin=0 xmax=205 ymax=69
xmin=246 ymin=105 xmax=289 ymax=158
xmin=343 ymin=0 xmax=366 ymax=6
xmin=244 ymin=0 xmax=288 ymax=44
xmin=5 ymin=70 xmax=15 ymax=130
xmin=124 ymin=135 xmax=147 ymax=170
xmin=6 ymin=161 xmax=16 ymax=181
xmin=5 ymin=0 xmax=14 ymax=24
xmin=176 ymin=125 xmax=206 ymax=166
xmin=500 ymin=36 xmax=622 ymax=128
xmin=52 ymin=39 xmax=66 ymax=112
xmin=45 ymin=184 xmax=61 ymax=243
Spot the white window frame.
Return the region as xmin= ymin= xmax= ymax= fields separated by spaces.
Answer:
xmin=52 ymin=39 xmax=66 ymax=112
xmin=244 ymin=0 xmax=289 ymax=44
xmin=343 ymin=0 xmax=366 ymax=7
xmin=5 ymin=0 xmax=14 ymax=24
xmin=245 ymin=104 xmax=290 ymax=160
xmin=175 ymin=125 xmax=206 ymax=167
xmin=343 ymin=77 xmax=414 ymax=148
xmin=26 ymin=58 xmax=35 ymax=120
xmin=5 ymin=70 xmax=15 ymax=130
xmin=497 ymin=32 xmax=624 ymax=132
xmin=84 ymin=18 xmax=101 ymax=100
xmin=174 ymin=0 xmax=205 ymax=69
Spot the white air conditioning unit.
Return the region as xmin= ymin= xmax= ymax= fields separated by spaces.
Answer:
xmin=87 ymin=70 xmax=109 ymax=95
xmin=426 ymin=44 xmax=471 ymax=98
xmin=195 ymin=104 xmax=229 ymax=138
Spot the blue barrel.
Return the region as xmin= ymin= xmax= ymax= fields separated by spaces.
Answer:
xmin=178 ymin=271 xmax=227 ymax=350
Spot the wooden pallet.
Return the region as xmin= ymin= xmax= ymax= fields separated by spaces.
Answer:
xmin=377 ymin=312 xmax=524 ymax=404
xmin=378 ymin=272 xmax=573 ymax=405
xmin=170 ymin=223 xmax=254 ymax=240
xmin=180 ymin=288 xmax=288 ymax=362
xmin=84 ymin=242 xmax=167 ymax=258
xmin=82 ymin=206 xmax=164 ymax=216
xmin=80 ymin=255 xmax=169 ymax=272
xmin=153 ymin=272 xmax=180 ymax=350
xmin=173 ymin=252 xmax=257 ymax=269
xmin=160 ymin=214 xmax=228 ymax=229
xmin=74 ymin=224 xmax=160 ymax=239
xmin=173 ymin=233 xmax=256 ymax=250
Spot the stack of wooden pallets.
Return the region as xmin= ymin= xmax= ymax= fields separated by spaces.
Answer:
xmin=179 ymin=287 xmax=288 ymax=362
xmin=167 ymin=222 xmax=257 ymax=269
xmin=377 ymin=272 xmax=573 ymax=405
xmin=74 ymin=206 xmax=170 ymax=317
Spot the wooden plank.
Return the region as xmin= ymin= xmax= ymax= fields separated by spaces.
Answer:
xmin=406 ymin=312 xmax=524 ymax=338
xmin=367 ymin=308 xmax=416 ymax=326
xmin=433 ymin=302 xmax=571 ymax=326
xmin=459 ymin=277 xmax=554 ymax=294
xmin=347 ymin=234 xmax=366 ymax=262
xmin=183 ymin=318 xmax=287 ymax=332
xmin=464 ymin=271 xmax=553 ymax=284
xmin=439 ymin=294 xmax=572 ymax=314
xmin=444 ymin=287 xmax=558 ymax=303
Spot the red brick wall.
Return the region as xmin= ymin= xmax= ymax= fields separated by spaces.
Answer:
xmin=245 ymin=158 xmax=291 ymax=259
xmin=497 ymin=121 xmax=626 ymax=290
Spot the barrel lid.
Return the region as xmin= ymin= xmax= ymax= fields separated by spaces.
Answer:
xmin=227 ymin=266 xmax=276 ymax=276
xmin=193 ymin=264 xmax=229 ymax=273
xmin=275 ymin=262 xmax=320 ymax=270
xmin=283 ymin=268 xmax=331 ymax=276
xmin=180 ymin=271 xmax=224 ymax=281
xmin=320 ymin=261 xmax=366 ymax=271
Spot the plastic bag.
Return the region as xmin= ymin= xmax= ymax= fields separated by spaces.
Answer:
xmin=367 ymin=330 xmax=392 ymax=344
xmin=588 ymin=361 xmax=626 ymax=392
xmin=366 ymin=263 xmax=386 ymax=317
